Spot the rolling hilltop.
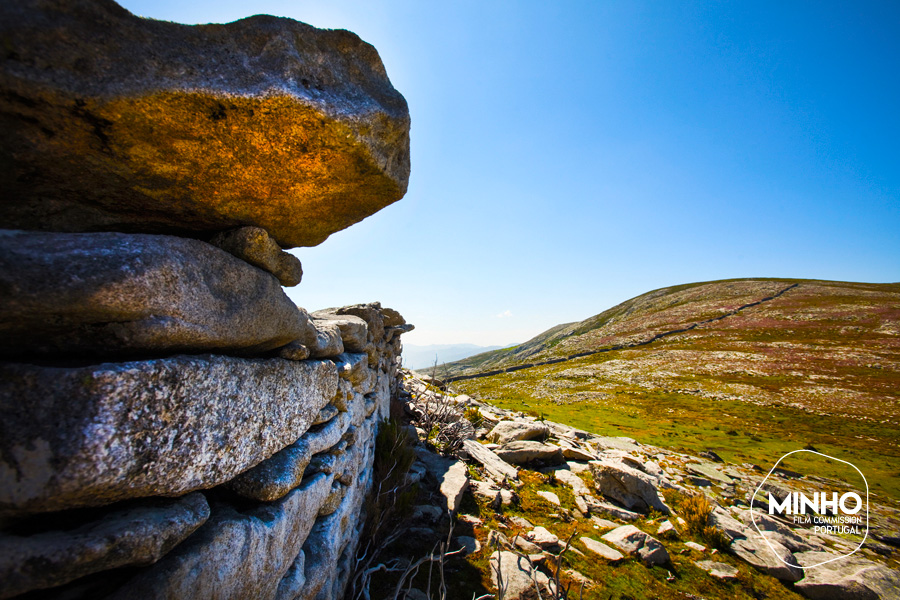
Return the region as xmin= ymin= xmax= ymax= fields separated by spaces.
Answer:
xmin=443 ymin=278 xmax=900 ymax=501
xmin=443 ymin=278 xmax=900 ymax=422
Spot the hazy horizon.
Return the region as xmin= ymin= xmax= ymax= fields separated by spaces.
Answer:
xmin=119 ymin=0 xmax=900 ymax=346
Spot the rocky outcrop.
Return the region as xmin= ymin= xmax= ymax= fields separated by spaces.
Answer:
xmin=1 ymin=303 xmax=408 ymax=598
xmin=0 ymin=0 xmax=410 ymax=248
xmin=793 ymin=552 xmax=900 ymax=600
xmin=489 ymin=551 xmax=551 ymax=600
xmin=0 ymin=2 xmax=413 ymax=597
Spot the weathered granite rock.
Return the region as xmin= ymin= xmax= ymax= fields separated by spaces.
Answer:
xmin=311 ymin=311 xmax=369 ymax=353
xmin=309 ymin=321 xmax=345 ymax=358
xmin=298 ymin=437 xmax=374 ymax=600
xmin=333 ymin=352 xmax=375 ymax=392
xmin=335 ymin=303 xmax=386 ymax=342
xmin=0 ymin=0 xmax=410 ymax=248
xmin=685 ymin=541 xmax=707 ymax=552
xmin=657 ymin=520 xmax=677 ymax=538
xmin=462 ymin=439 xmax=519 ymax=482
xmin=495 ymin=441 xmax=563 ymax=465
xmin=582 ymin=496 xmax=641 ymax=521
xmin=0 ymin=356 xmax=337 ymax=515
xmin=536 ymin=491 xmax=561 ymax=506
xmin=548 ymin=469 xmax=591 ymax=497
xmin=580 ymin=537 xmax=624 ymax=563
xmin=415 ymin=448 xmax=468 ymax=514
xmin=514 ymin=536 xmax=542 ymax=554
xmin=490 ymin=551 xmax=550 ymax=600
xmin=695 ymin=560 xmax=739 ymax=581
xmin=527 ymin=526 xmax=560 ymax=549
xmin=591 ymin=517 xmax=619 ymax=530
xmin=488 ymin=420 xmax=550 ymax=444
xmin=0 ymin=230 xmax=318 ymax=358
xmin=278 ymin=342 xmax=311 ymax=361
xmin=601 ymin=525 xmax=670 ymax=566
xmin=470 ymin=480 xmax=502 ymax=508
xmin=381 ymin=308 xmax=406 ymax=327
xmin=228 ymin=410 xmax=351 ymax=502
xmin=0 ymin=493 xmax=209 ymax=599
xmin=574 ymin=495 xmax=590 ymax=516
xmin=731 ymin=536 xmax=802 ymax=582
xmin=210 ymin=226 xmax=303 ymax=287
xmin=107 ymin=473 xmax=334 ymax=600
xmin=793 ymin=551 xmax=900 ymax=600
xmin=685 ymin=462 xmax=733 ymax=485
xmin=589 ymin=460 xmax=671 ymax=514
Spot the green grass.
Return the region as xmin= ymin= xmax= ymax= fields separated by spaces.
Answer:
xmin=454 ymin=355 xmax=900 ymax=505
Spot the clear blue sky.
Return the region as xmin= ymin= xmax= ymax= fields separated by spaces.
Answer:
xmin=119 ymin=0 xmax=899 ymax=346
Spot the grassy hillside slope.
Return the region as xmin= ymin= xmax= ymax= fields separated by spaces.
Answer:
xmin=445 ymin=278 xmax=900 ymax=502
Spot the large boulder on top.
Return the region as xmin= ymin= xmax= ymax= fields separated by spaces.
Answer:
xmin=0 ymin=230 xmax=317 ymax=359
xmin=0 ymin=0 xmax=410 ymax=248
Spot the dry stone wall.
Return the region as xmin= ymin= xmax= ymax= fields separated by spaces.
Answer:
xmin=0 ymin=1 xmax=413 ymax=598
xmin=0 ymin=278 xmax=411 ymax=600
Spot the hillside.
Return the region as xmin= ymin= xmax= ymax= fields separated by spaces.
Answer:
xmin=443 ymin=278 xmax=900 ymax=502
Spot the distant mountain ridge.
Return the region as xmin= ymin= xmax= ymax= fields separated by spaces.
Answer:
xmin=402 ymin=343 xmax=512 ymax=370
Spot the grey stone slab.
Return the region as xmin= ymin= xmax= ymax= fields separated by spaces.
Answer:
xmin=0 ymin=230 xmax=317 ymax=359
xmin=0 ymin=493 xmax=209 ymax=599
xmin=0 ymin=356 xmax=336 ymax=515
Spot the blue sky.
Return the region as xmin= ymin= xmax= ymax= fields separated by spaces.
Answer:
xmin=119 ymin=0 xmax=900 ymax=346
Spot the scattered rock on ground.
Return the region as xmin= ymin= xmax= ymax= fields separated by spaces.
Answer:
xmin=601 ymin=525 xmax=670 ymax=566
xmin=527 ymin=527 xmax=560 ymax=550
xmin=456 ymin=536 xmax=481 ymax=556
xmin=590 ymin=460 xmax=671 ymax=514
xmin=695 ymin=560 xmax=739 ymax=581
xmin=685 ymin=541 xmax=706 ymax=553
xmin=580 ymin=537 xmax=625 ymax=563
xmin=495 ymin=441 xmax=563 ymax=465
xmin=536 ymin=491 xmax=561 ymax=506
xmin=462 ymin=440 xmax=519 ymax=482
xmin=793 ymin=551 xmax=900 ymax=600
xmin=488 ymin=420 xmax=550 ymax=444
xmin=490 ymin=551 xmax=550 ymax=600
xmin=414 ymin=449 xmax=468 ymax=514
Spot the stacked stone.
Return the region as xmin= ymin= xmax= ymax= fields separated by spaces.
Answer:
xmin=0 ymin=1 xmax=411 ymax=599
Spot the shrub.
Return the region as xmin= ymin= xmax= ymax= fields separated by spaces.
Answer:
xmin=664 ymin=489 xmax=730 ymax=549
xmin=463 ymin=406 xmax=483 ymax=428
